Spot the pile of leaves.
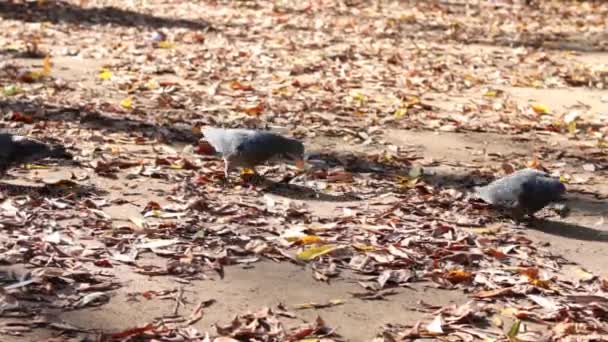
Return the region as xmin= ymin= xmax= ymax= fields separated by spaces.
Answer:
xmin=0 ymin=0 xmax=607 ymax=341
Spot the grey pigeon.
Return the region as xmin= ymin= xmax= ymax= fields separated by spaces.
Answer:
xmin=0 ymin=133 xmax=72 ymax=177
xmin=474 ymin=168 xmax=566 ymax=220
xmin=203 ymin=127 xmax=305 ymax=178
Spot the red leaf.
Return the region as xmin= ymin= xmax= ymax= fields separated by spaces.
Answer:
xmin=94 ymin=259 xmax=113 ymax=268
xmin=10 ymin=112 xmax=34 ymax=124
xmin=110 ymin=323 xmax=155 ymax=339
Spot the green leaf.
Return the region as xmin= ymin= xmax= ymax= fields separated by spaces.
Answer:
xmin=507 ymin=319 xmax=521 ymax=341
xmin=3 ymin=85 xmax=23 ymax=96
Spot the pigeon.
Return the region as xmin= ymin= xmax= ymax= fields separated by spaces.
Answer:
xmin=0 ymin=133 xmax=72 ymax=177
xmin=202 ymin=127 xmax=305 ymax=178
xmin=474 ymin=168 xmax=567 ymax=221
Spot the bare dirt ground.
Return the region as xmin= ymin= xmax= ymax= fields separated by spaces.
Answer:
xmin=1 ymin=1 xmax=608 ymax=341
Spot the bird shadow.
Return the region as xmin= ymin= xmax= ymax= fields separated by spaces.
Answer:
xmin=0 ymin=0 xmax=212 ymax=31
xmin=530 ymin=219 xmax=608 ymax=242
xmin=260 ymin=178 xmax=361 ymax=203
xmin=0 ymin=181 xmax=108 ymax=199
xmin=564 ymin=192 xmax=608 ymax=217
xmin=0 ymin=99 xmax=201 ymax=144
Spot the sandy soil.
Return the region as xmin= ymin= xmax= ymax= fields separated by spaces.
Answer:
xmin=1 ymin=1 xmax=608 ymax=341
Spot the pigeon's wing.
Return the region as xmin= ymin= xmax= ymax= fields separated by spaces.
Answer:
xmin=203 ymin=128 xmax=255 ymax=157
xmin=475 ymin=178 xmax=523 ymax=209
xmin=235 ymin=132 xmax=288 ymax=166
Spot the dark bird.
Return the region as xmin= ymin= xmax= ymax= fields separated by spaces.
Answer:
xmin=474 ymin=168 xmax=567 ymax=221
xmin=202 ymin=127 xmax=305 ymax=179
xmin=0 ymin=133 xmax=72 ymax=177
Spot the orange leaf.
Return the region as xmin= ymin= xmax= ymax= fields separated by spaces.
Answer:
xmin=242 ymin=102 xmax=264 ymax=116
xmin=42 ymin=55 xmax=52 ymax=76
xmin=473 ymin=287 xmax=514 ymax=298
xmin=327 ymin=171 xmax=354 ymax=183
xmin=230 ymin=81 xmax=254 ymax=91
xmin=296 ymin=235 xmax=324 ymax=245
xmin=484 ymin=248 xmax=508 ymax=259
xmin=443 ymin=269 xmax=473 ymax=284
xmin=518 ymin=267 xmax=539 ymax=280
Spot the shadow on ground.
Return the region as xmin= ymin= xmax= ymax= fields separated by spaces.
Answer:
xmin=0 ymin=99 xmax=201 ymax=143
xmin=0 ymin=1 xmax=211 ymax=30
xmin=0 ymin=181 xmax=108 ymax=199
xmin=370 ymin=0 xmax=608 ymax=53
xmin=564 ymin=193 xmax=608 ymax=217
xmin=263 ymin=180 xmax=361 ymax=202
xmin=532 ymin=219 xmax=608 ymax=242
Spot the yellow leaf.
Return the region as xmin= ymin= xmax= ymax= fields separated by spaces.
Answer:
xmin=158 ymin=41 xmax=175 ymax=49
xmin=597 ymin=139 xmax=608 ymax=149
xmin=240 ymin=168 xmax=255 ymax=175
xmin=352 ymin=92 xmax=366 ymax=102
xmin=531 ymin=103 xmax=550 ymax=115
xmin=28 ymin=70 xmax=43 ymax=80
xmin=297 ymin=235 xmax=323 ymax=245
xmin=120 ymin=96 xmax=133 ymax=109
xmin=559 ymin=175 xmax=567 ymax=183
xmin=146 ymin=79 xmax=159 ymax=90
xmin=42 ymin=55 xmax=52 ymax=76
xmin=353 ymin=243 xmax=375 ymax=252
xmin=484 ymin=90 xmax=498 ymax=97
xmin=296 ymin=244 xmax=337 ymax=261
xmin=567 ymin=120 xmax=577 ymax=134
xmin=394 ymin=108 xmax=407 ymax=118
xmin=468 ymin=226 xmax=502 ymax=235
xmin=25 ymin=164 xmax=50 ymax=170
xmin=99 ymin=69 xmax=113 ymax=80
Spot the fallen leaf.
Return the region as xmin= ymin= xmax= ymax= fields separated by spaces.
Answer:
xmin=443 ymin=269 xmax=473 ymax=284
xmin=99 ymin=69 xmax=113 ymax=80
xmin=241 ymin=102 xmax=264 ymax=116
xmin=42 ymin=55 xmax=52 ymax=76
xmin=230 ymin=81 xmax=254 ymax=91
xmin=293 ymin=299 xmax=344 ymax=310
xmin=120 ymin=96 xmax=134 ymax=109
xmin=426 ymin=314 xmax=444 ymax=335
xmin=507 ymin=320 xmax=521 ymax=340
xmin=297 ymin=245 xmax=337 ymax=261
xmin=531 ymin=103 xmax=550 ymax=115
xmin=157 ymin=41 xmax=175 ymax=49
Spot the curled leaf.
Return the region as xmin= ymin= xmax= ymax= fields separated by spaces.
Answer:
xmin=531 ymin=103 xmax=550 ymax=115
